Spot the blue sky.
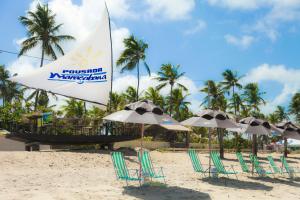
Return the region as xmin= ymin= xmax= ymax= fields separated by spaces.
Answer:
xmin=1 ymin=0 xmax=300 ymax=113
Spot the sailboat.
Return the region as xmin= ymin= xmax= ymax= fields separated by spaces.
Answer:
xmin=4 ymin=4 xmax=141 ymax=146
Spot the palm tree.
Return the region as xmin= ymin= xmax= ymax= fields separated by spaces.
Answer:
xmin=228 ymin=93 xmax=246 ymax=115
xmin=62 ymin=98 xmax=85 ymax=118
xmin=0 ymin=65 xmax=10 ymax=106
xmin=274 ymin=106 xmax=289 ymax=122
xmin=123 ymin=86 xmax=138 ymax=103
xmin=243 ymin=83 xmax=266 ymax=113
xmin=221 ymin=69 xmax=243 ymax=116
xmin=107 ymin=92 xmax=126 ymax=112
xmin=243 ymin=83 xmax=266 ymax=156
xmin=19 ymin=3 xmax=75 ymax=111
xmin=200 ymin=80 xmax=224 ymax=110
xmin=143 ymin=87 xmax=164 ymax=108
xmin=200 ymin=80 xmax=227 ymax=158
xmin=155 ymin=64 xmax=187 ymax=116
xmin=166 ymin=88 xmax=190 ymax=121
xmin=0 ymin=65 xmax=24 ymax=106
xmin=289 ymin=93 xmax=300 ymax=123
xmin=117 ymin=35 xmax=150 ymax=101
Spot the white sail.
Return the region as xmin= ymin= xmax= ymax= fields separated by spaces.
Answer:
xmin=10 ymin=6 xmax=112 ymax=106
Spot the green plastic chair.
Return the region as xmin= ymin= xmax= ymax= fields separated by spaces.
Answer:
xmin=249 ymin=154 xmax=274 ymax=176
xmin=280 ymin=156 xmax=299 ymax=176
xmin=111 ymin=152 xmax=141 ymax=185
xmin=267 ymin=155 xmax=282 ymax=174
xmin=188 ymin=149 xmax=209 ymax=177
xmin=210 ymin=151 xmax=238 ymax=179
xmin=236 ymin=152 xmax=250 ymax=173
xmin=138 ymin=150 xmax=166 ymax=183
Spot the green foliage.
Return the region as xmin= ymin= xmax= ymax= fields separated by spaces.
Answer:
xmin=0 ymin=102 xmax=25 ymax=122
xmin=223 ymin=135 xmax=252 ymax=151
xmin=61 ymin=98 xmax=85 ymax=118
xmin=289 ymin=92 xmax=300 ymax=123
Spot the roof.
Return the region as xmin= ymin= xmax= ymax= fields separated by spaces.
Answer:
xmin=159 ymin=124 xmax=191 ymax=132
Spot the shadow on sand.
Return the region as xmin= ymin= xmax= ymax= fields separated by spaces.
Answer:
xmin=201 ymin=177 xmax=273 ymax=191
xmin=249 ymin=176 xmax=300 ymax=187
xmin=123 ymin=184 xmax=211 ymax=200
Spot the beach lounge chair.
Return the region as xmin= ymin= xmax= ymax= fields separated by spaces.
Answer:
xmin=210 ymin=151 xmax=238 ymax=179
xmin=267 ymin=155 xmax=282 ymax=174
xmin=111 ymin=152 xmax=141 ymax=185
xmin=280 ymin=156 xmax=299 ymax=177
xmin=138 ymin=150 xmax=166 ymax=183
xmin=249 ymin=154 xmax=274 ymax=176
xmin=236 ymin=152 xmax=250 ymax=173
xmin=188 ymin=149 xmax=209 ymax=177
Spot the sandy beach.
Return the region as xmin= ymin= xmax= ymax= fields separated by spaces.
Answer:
xmin=0 ymin=150 xmax=300 ymax=200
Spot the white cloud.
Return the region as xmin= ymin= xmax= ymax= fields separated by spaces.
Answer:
xmin=184 ymin=19 xmax=207 ymax=35
xmin=145 ymin=0 xmax=195 ymax=21
xmin=207 ymin=0 xmax=300 ymax=41
xmin=242 ymin=64 xmax=300 ymax=113
xmin=207 ymin=0 xmax=273 ymax=10
xmin=224 ymin=34 xmax=255 ymax=49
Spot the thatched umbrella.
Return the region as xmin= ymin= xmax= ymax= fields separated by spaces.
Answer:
xmin=275 ymin=121 xmax=300 ymax=157
xmin=228 ymin=117 xmax=272 ymax=174
xmin=103 ymin=100 xmax=178 ymax=177
xmin=181 ymin=109 xmax=238 ymax=176
xmin=233 ymin=117 xmax=272 ymax=155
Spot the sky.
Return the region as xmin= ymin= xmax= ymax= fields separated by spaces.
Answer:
xmin=1 ymin=0 xmax=300 ymax=114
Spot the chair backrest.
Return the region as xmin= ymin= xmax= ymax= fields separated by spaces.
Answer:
xmin=249 ymin=153 xmax=263 ymax=173
xmin=188 ymin=149 xmax=204 ymax=172
xmin=111 ymin=152 xmax=129 ymax=179
xmin=211 ymin=151 xmax=226 ymax=173
xmin=280 ymin=156 xmax=290 ymax=173
xmin=267 ymin=155 xmax=280 ymax=173
xmin=138 ymin=150 xmax=155 ymax=176
xmin=236 ymin=152 xmax=249 ymax=172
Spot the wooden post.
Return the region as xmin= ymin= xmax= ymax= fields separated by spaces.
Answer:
xmin=208 ymin=128 xmax=212 ymax=177
xmin=139 ymin=124 xmax=144 ymax=180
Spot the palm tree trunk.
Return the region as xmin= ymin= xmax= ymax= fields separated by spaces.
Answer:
xmin=169 ymin=84 xmax=173 ymax=116
xmin=218 ymin=128 xmax=224 ymax=159
xmin=232 ymin=86 xmax=239 ymax=152
xmin=252 ymin=134 xmax=257 ymax=156
xmin=34 ymin=47 xmax=45 ymax=111
xmin=136 ymin=62 xmax=140 ymax=101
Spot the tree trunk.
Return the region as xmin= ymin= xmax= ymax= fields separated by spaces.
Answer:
xmin=252 ymin=134 xmax=257 ymax=156
xmin=136 ymin=62 xmax=140 ymax=101
xmin=232 ymin=86 xmax=239 ymax=152
xmin=218 ymin=128 xmax=224 ymax=159
xmin=34 ymin=47 xmax=45 ymax=111
xmin=169 ymin=84 xmax=173 ymax=116
xmin=284 ymin=137 xmax=288 ymax=157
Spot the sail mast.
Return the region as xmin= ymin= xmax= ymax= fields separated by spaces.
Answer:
xmin=105 ymin=2 xmax=114 ymax=112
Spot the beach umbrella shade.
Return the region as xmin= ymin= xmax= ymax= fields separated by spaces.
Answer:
xmin=181 ymin=109 xmax=238 ymax=176
xmin=103 ymin=100 xmax=178 ymax=177
xmin=275 ymin=121 xmax=300 ymax=157
xmin=228 ymin=117 xmax=272 ymax=174
xmin=239 ymin=117 xmax=272 ymax=155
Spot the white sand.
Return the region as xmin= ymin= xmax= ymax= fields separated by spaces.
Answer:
xmin=0 ymin=150 xmax=300 ymax=200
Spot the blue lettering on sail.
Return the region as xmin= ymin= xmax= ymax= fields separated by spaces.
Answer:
xmin=48 ymin=67 xmax=107 ymax=84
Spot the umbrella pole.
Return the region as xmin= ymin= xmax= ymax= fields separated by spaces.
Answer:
xmin=208 ymin=128 xmax=212 ymax=177
xmin=284 ymin=137 xmax=288 ymax=158
xmin=139 ymin=124 xmax=144 ymax=180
